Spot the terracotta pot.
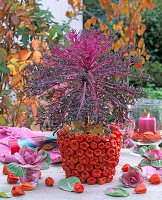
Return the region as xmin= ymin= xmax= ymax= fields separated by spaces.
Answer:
xmin=57 ymin=125 xmax=123 ymax=184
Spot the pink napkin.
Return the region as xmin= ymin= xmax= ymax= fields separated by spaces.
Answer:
xmin=0 ymin=126 xmax=62 ymax=163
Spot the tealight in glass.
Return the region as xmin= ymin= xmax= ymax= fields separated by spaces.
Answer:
xmin=128 ymin=103 xmax=162 ymax=156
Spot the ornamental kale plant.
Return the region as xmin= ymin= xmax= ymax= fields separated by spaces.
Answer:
xmin=25 ymin=29 xmax=147 ymax=131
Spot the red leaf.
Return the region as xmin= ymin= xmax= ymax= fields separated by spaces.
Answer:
xmin=20 ymin=16 xmax=31 ymax=25
xmin=11 ymin=15 xmax=20 ymax=26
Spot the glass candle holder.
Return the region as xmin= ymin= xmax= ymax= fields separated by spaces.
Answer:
xmin=128 ymin=103 xmax=162 ymax=156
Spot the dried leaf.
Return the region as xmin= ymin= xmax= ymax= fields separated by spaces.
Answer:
xmin=18 ymin=50 xmax=32 ymax=61
xmin=33 ymin=50 xmax=41 ymax=63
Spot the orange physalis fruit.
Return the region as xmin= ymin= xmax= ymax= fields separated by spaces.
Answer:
xmin=45 ymin=177 xmax=55 ymax=186
xmin=3 ymin=164 xmax=9 ymax=175
xmin=11 ymin=186 xmax=25 ymax=196
xmin=7 ymin=173 xmax=19 ymax=184
xmin=21 ymin=182 xmax=34 ymax=191
xmin=18 ymin=50 xmax=32 ymax=61
xmin=134 ymin=183 xmax=147 ymax=194
xmin=73 ymin=182 xmax=84 ymax=193
xmin=97 ymin=177 xmax=106 ymax=184
xmin=121 ymin=164 xmax=131 ymax=172
xmin=148 ymin=174 xmax=161 ymax=184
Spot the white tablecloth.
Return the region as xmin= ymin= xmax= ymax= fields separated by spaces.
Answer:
xmin=0 ymin=149 xmax=161 ymax=200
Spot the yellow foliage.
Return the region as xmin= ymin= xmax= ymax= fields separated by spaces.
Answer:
xmin=7 ymin=64 xmax=16 ymax=75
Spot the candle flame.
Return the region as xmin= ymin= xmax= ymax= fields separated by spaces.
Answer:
xmin=144 ymin=109 xmax=146 ymax=113
xmin=147 ymin=113 xmax=150 ymax=119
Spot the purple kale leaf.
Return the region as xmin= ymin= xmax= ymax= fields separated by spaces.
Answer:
xmin=25 ymin=29 xmax=147 ymax=130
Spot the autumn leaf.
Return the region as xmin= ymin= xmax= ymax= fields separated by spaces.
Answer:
xmin=32 ymin=39 xmax=41 ymax=51
xmin=5 ymin=30 xmax=13 ymax=39
xmin=31 ymin=103 xmax=37 ymax=120
xmin=11 ymin=15 xmax=20 ymax=26
xmin=15 ymin=10 xmax=28 ymax=16
xmin=33 ymin=50 xmax=41 ymax=63
xmin=7 ymin=64 xmax=16 ymax=75
xmin=18 ymin=50 xmax=32 ymax=61
xmin=19 ymin=16 xmax=31 ymax=25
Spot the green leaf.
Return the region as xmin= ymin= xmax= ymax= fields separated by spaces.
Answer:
xmin=58 ymin=177 xmax=81 ymax=192
xmin=7 ymin=163 xmax=26 ymax=177
xmin=139 ymin=158 xmax=151 ymax=167
xmin=1 ymin=90 xmax=12 ymax=95
xmin=40 ymin=150 xmax=51 ymax=170
xmin=49 ymin=27 xmax=56 ymax=39
xmin=0 ymin=64 xmax=10 ymax=74
xmin=0 ymin=116 xmax=8 ymax=126
xmin=151 ymin=160 xmax=162 ymax=168
xmin=105 ymin=187 xmax=129 ymax=197
xmin=21 ymin=34 xmax=29 ymax=44
xmin=55 ymin=25 xmax=62 ymax=35
xmin=35 ymin=10 xmax=49 ymax=18
xmin=0 ymin=190 xmax=13 ymax=198
xmin=0 ymin=48 xmax=7 ymax=62
xmin=139 ymin=146 xmax=149 ymax=157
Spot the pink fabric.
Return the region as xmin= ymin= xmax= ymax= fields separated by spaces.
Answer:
xmin=0 ymin=126 xmax=62 ymax=164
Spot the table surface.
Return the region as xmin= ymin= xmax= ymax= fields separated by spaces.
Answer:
xmin=0 ymin=149 xmax=161 ymax=200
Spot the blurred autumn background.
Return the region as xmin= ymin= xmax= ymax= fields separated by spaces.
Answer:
xmin=0 ymin=0 xmax=161 ymax=130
